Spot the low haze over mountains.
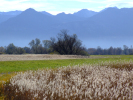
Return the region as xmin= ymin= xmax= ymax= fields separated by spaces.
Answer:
xmin=0 ymin=7 xmax=133 ymax=48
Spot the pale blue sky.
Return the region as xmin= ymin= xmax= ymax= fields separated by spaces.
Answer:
xmin=0 ymin=0 xmax=133 ymax=15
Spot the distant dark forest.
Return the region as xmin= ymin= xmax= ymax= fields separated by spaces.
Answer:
xmin=88 ymin=46 xmax=133 ymax=55
xmin=0 ymin=43 xmax=133 ymax=55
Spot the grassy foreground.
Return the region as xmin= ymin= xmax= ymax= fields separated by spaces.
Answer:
xmin=0 ymin=55 xmax=133 ymax=99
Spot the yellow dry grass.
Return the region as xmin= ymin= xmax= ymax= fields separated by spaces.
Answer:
xmin=0 ymin=54 xmax=89 ymax=61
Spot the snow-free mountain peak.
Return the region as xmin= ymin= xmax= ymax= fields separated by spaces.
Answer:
xmin=73 ymin=9 xmax=97 ymax=18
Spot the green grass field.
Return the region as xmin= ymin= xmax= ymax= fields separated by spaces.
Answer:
xmin=0 ymin=55 xmax=133 ymax=73
xmin=0 ymin=55 xmax=133 ymax=99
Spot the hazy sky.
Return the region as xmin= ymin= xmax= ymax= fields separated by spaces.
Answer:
xmin=0 ymin=0 xmax=133 ymax=15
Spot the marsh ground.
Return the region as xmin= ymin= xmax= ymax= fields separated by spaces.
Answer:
xmin=0 ymin=55 xmax=133 ymax=100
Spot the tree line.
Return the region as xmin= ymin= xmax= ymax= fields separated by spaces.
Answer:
xmin=87 ymin=45 xmax=133 ymax=55
xmin=0 ymin=30 xmax=133 ymax=55
xmin=0 ymin=30 xmax=88 ymax=55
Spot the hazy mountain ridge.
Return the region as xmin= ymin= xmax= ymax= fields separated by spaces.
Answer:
xmin=0 ymin=10 xmax=22 ymax=23
xmin=0 ymin=8 xmax=94 ymax=24
xmin=0 ymin=7 xmax=133 ymax=48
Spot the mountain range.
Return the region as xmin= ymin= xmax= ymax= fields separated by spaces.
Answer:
xmin=0 ymin=7 xmax=133 ymax=48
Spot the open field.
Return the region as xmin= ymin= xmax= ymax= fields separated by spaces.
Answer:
xmin=0 ymin=54 xmax=89 ymax=61
xmin=0 ymin=55 xmax=133 ymax=100
xmin=1 ymin=54 xmax=133 ymax=61
xmin=0 ymin=55 xmax=133 ymax=73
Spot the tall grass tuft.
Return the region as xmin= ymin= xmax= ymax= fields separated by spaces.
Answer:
xmin=2 ymin=63 xmax=133 ymax=100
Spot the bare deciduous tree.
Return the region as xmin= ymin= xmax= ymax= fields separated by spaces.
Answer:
xmin=51 ymin=30 xmax=87 ymax=55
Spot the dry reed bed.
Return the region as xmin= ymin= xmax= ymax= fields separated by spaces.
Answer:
xmin=2 ymin=62 xmax=133 ymax=100
xmin=0 ymin=54 xmax=89 ymax=61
